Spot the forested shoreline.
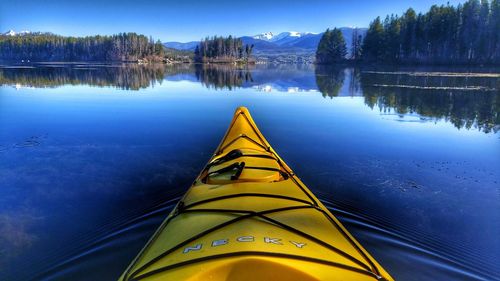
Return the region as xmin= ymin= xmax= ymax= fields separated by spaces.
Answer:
xmin=0 ymin=32 xmax=166 ymax=62
xmin=317 ymin=0 xmax=500 ymax=65
xmin=0 ymin=33 xmax=255 ymax=64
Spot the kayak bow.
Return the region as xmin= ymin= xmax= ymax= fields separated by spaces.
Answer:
xmin=119 ymin=107 xmax=393 ymax=281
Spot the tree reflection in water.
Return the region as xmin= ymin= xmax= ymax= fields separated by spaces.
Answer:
xmin=194 ymin=64 xmax=253 ymax=90
xmin=0 ymin=63 xmax=192 ymax=91
xmin=358 ymin=70 xmax=499 ymax=133
xmin=314 ymin=65 xmax=346 ymax=98
xmin=1 ymin=63 xmax=498 ymax=133
xmin=314 ymin=66 xmax=499 ymax=133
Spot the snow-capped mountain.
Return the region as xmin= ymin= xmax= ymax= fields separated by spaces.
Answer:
xmin=253 ymin=31 xmax=317 ymax=44
xmin=2 ymin=30 xmax=32 ymax=36
xmin=3 ymin=30 xmax=16 ymax=36
xmin=253 ymin=32 xmax=274 ymax=41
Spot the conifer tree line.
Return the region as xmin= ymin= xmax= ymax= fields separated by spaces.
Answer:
xmin=0 ymin=32 xmax=165 ymax=61
xmin=317 ymin=0 xmax=500 ymax=64
xmin=194 ymin=36 xmax=254 ymax=62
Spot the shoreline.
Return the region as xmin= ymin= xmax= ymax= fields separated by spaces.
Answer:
xmin=1 ymin=60 xmax=500 ymax=69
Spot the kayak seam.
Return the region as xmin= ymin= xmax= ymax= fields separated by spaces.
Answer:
xmin=239 ymin=111 xmax=271 ymax=151
xmin=131 ymin=251 xmax=382 ymax=281
xmin=217 ymin=134 xmax=269 ymax=155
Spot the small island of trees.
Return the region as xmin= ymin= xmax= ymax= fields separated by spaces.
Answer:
xmin=194 ymin=36 xmax=255 ymax=64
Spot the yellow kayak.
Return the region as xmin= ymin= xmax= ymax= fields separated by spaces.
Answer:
xmin=119 ymin=107 xmax=393 ymax=281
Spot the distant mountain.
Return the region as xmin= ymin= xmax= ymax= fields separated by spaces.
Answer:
xmin=283 ymin=33 xmax=322 ymax=49
xmin=250 ymin=28 xmax=366 ymax=53
xmin=253 ymin=32 xmax=274 ymax=41
xmin=240 ymin=36 xmax=282 ymax=50
xmin=163 ymin=28 xmax=367 ymax=62
xmin=2 ymin=30 xmax=32 ymax=36
xmin=254 ymin=31 xmax=318 ymax=46
xmin=163 ymin=41 xmax=199 ymax=51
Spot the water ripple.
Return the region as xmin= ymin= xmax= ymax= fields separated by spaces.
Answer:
xmin=319 ymin=196 xmax=500 ymax=281
xmin=30 ymin=196 xmax=181 ymax=281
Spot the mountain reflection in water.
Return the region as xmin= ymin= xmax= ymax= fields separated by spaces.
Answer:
xmin=1 ymin=63 xmax=498 ymax=133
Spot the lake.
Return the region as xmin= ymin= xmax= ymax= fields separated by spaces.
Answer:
xmin=0 ymin=63 xmax=499 ymax=281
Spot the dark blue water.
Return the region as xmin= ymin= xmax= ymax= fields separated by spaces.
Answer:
xmin=1 ymin=64 xmax=499 ymax=281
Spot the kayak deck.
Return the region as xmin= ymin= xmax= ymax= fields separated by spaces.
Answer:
xmin=119 ymin=107 xmax=393 ymax=281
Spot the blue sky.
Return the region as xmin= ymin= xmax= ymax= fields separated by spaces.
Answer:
xmin=1 ymin=0 xmax=464 ymax=42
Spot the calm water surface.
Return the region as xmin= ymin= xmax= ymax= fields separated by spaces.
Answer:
xmin=0 ymin=63 xmax=499 ymax=281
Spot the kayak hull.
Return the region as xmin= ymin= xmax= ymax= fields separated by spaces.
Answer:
xmin=119 ymin=107 xmax=393 ymax=281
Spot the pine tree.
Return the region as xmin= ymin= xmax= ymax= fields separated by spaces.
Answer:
xmin=350 ymin=28 xmax=363 ymax=60
xmin=384 ymin=15 xmax=401 ymax=61
xmin=400 ymin=8 xmax=417 ymax=60
xmin=362 ymin=17 xmax=385 ymax=61
xmin=316 ymin=28 xmax=347 ymax=64
xmin=491 ymin=0 xmax=500 ymax=62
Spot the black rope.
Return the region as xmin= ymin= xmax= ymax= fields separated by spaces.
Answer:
xmin=131 ymin=251 xmax=383 ymax=281
xmin=206 ymin=149 xmax=243 ymax=168
xmin=207 ymin=149 xmax=277 ymax=168
xmin=203 ymin=162 xmax=245 ymax=183
xmin=243 ymin=154 xmax=278 ymax=160
xmin=206 ymin=162 xmax=243 ymax=177
xmin=129 ymin=203 xmax=375 ymax=279
xmin=177 ymin=208 xmax=374 ymax=272
xmin=241 ymin=166 xmax=289 ymax=180
xmin=182 ymin=193 xmax=313 ymax=210
xmin=255 ymin=212 xmax=372 ymax=271
xmin=129 ymin=205 xmax=313 ymax=279
xmin=245 ymin=166 xmax=284 ymax=172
